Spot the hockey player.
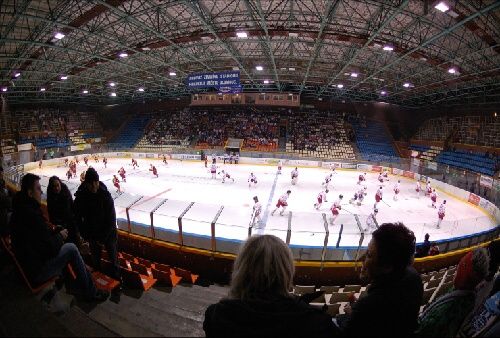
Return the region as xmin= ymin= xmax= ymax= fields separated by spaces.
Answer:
xmin=84 ymin=156 xmax=89 ymax=166
xmin=364 ymin=209 xmax=379 ymax=232
xmin=66 ymin=168 xmax=72 ymax=181
xmin=329 ymin=195 xmax=343 ymax=225
xmin=70 ymin=161 xmax=77 ymax=177
xmin=426 ymin=180 xmax=432 ymax=196
xmin=248 ymin=172 xmax=257 ymax=188
xmin=374 ymin=186 xmax=383 ymax=210
xmin=251 ymin=196 xmax=262 ymax=227
xmin=102 ymin=157 xmax=107 ymax=168
xmin=210 ymin=162 xmax=217 ymax=179
xmin=94 ymin=154 xmax=99 ymax=163
xmin=378 ymin=173 xmax=384 ymax=184
xmin=437 ymin=200 xmax=446 ymax=229
xmin=350 ymin=186 xmax=367 ymax=206
xmin=218 ymin=170 xmax=234 ymax=183
xmin=118 ymin=167 xmax=126 ymax=182
xmin=278 ymin=160 xmax=283 ymax=174
xmin=132 ymin=158 xmax=139 ymax=169
xmin=271 ymin=190 xmax=291 ymax=216
xmin=382 ymin=169 xmax=389 ymax=181
xmin=74 ymin=156 xmax=79 ymax=165
xmin=322 ymin=173 xmax=333 ymax=189
xmin=204 ymin=157 xmax=208 ymax=168
xmin=149 ymin=164 xmax=158 ymax=178
xmin=415 ymin=181 xmax=421 ymax=198
xmin=291 ymin=167 xmax=299 ymax=185
xmin=393 ymin=180 xmax=401 ymax=201
xmin=112 ymin=175 xmax=121 ymax=193
xmin=64 ymin=158 xmax=69 ymax=167
xmin=314 ymin=189 xmax=329 ymax=210
xmin=162 ymin=154 xmax=168 ymax=165
xmin=80 ymin=170 xmax=86 ymax=183
xmin=430 ymin=189 xmax=438 ymax=208
xmin=357 ymin=172 xmax=366 ymax=185
xmin=38 ymin=158 xmax=43 ymax=169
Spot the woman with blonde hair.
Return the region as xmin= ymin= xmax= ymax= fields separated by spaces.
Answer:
xmin=203 ymin=234 xmax=337 ymax=337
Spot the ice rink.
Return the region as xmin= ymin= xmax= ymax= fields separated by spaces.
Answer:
xmin=31 ymin=156 xmax=496 ymax=249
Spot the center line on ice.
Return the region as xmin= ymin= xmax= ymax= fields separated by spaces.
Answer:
xmin=261 ymin=170 xmax=280 ymax=228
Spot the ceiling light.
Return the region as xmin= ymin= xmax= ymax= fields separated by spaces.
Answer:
xmin=141 ymin=47 xmax=151 ymax=51
xmin=236 ymin=32 xmax=248 ymax=38
xmin=1 ymin=87 xmax=7 ymax=92
xmin=256 ymin=66 xmax=263 ymax=71
xmin=337 ymin=84 xmax=344 ymax=89
xmin=40 ymin=88 xmax=46 ymax=92
xmin=289 ymin=32 xmax=299 ymax=38
xmin=110 ymin=92 xmax=117 ymax=97
xmin=350 ymin=72 xmax=358 ymax=77
xmin=82 ymin=90 xmax=89 ymax=94
xmin=54 ymin=32 xmax=65 ymax=40
xmin=109 ymin=82 xmax=116 ymax=87
xmin=169 ymin=72 xmax=176 ymax=76
xmin=288 ymin=67 xmax=295 ymax=71
xmin=14 ymin=72 xmax=21 ymax=78
xmin=380 ymin=91 xmax=387 ymax=95
xmin=434 ymin=1 xmax=450 ymax=12
xmin=263 ymin=80 xmax=270 ymax=84
xmin=448 ymin=67 xmax=457 ymax=74
xmin=60 ymin=75 xmax=68 ymax=80
xmin=118 ymin=52 xmax=128 ymax=58
xmin=138 ymin=87 xmax=145 ymax=92
xmin=383 ymin=45 xmax=394 ymax=51
xmin=403 ymin=83 xmax=411 ymax=88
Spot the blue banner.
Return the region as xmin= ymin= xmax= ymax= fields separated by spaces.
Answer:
xmin=187 ymin=71 xmax=240 ymax=89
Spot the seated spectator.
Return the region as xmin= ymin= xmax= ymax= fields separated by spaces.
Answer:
xmin=336 ymin=222 xmax=423 ymax=337
xmin=0 ymin=166 xmax=12 ymax=237
xmin=472 ymin=240 xmax=500 ymax=311
xmin=429 ymin=242 xmax=440 ymax=256
xmin=203 ymin=234 xmax=338 ymax=338
xmin=74 ymin=168 xmax=120 ymax=280
xmin=9 ymin=173 xmax=108 ymax=301
xmin=47 ymin=176 xmax=85 ymax=249
xmin=416 ymin=248 xmax=490 ymax=337
xmin=415 ymin=233 xmax=431 ymax=258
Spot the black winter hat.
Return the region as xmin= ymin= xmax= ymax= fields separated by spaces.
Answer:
xmin=84 ymin=167 xmax=99 ymax=182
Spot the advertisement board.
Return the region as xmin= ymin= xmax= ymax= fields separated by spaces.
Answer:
xmin=479 ymin=175 xmax=493 ymax=188
xmin=468 ymin=193 xmax=480 ymax=206
xmin=371 ymin=165 xmax=382 ymax=172
xmin=341 ymin=163 xmax=357 ymax=169
xmin=356 ymin=164 xmax=372 ymax=171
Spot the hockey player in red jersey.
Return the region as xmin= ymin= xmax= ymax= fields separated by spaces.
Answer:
xmin=437 ymin=200 xmax=446 ymax=228
xmin=271 ymin=190 xmax=291 ymax=216
xmin=118 ymin=167 xmax=126 ymax=182
xmin=393 ymin=180 xmax=401 ymax=201
xmin=149 ymin=164 xmax=158 ymax=178
xmin=374 ymin=186 xmax=383 ymax=210
xmin=314 ymin=189 xmax=329 ymax=210
xmin=112 ymin=175 xmax=121 ymax=193
xmin=357 ymin=172 xmax=366 ymax=185
xmin=430 ymin=189 xmax=438 ymax=208
xmin=329 ymin=195 xmax=343 ymax=225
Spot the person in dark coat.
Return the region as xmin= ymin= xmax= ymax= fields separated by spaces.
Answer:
xmin=203 ymin=234 xmax=338 ymax=338
xmin=47 ymin=176 xmax=83 ymax=247
xmin=415 ymin=233 xmax=431 ymax=258
xmin=9 ymin=173 xmax=108 ymax=301
xmin=336 ymin=222 xmax=423 ymax=337
xmin=73 ymin=167 xmax=120 ymax=280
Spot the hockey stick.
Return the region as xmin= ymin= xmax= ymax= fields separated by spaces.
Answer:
xmin=381 ymin=199 xmax=392 ymax=208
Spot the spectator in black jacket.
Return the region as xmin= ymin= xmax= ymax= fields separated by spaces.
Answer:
xmin=73 ymin=167 xmax=120 ymax=280
xmin=336 ymin=222 xmax=423 ymax=337
xmin=203 ymin=234 xmax=338 ymax=338
xmin=415 ymin=233 xmax=431 ymax=258
xmin=10 ymin=173 xmax=108 ymax=301
xmin=47 ymin=176 xmax=82 ymax=247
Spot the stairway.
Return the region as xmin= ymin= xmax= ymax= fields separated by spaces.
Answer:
xmin=108 ymin=115 xmax=150 ymax=149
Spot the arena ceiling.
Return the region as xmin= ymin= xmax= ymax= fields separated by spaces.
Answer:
xmin=0 ymin=0 xmax=499 ymax=107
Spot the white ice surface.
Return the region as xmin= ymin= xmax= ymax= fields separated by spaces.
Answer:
xmin=31 ymin=157 xmax=497 ymax=248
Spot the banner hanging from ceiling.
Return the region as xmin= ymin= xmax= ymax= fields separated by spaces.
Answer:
xmin=187 ymin=71 xmax=240 ymax=90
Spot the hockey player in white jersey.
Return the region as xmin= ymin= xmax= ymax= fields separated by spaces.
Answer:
xmin=415 ymin=181 xmax=421 ymax=198
xmin=374 ymin=186 xmax=383 ymax=210
xmin=364 ymin=209 xmax=379 ymax=232
xmin=218 ymin=170 xmax=234 ymax=183
xmin=210 ymin=162 xmax=217 ymax=179
xmin=314 ymin=189 xmax=329 ymax=210
xmin=248 ymin=172 xmax=258 ymax=188
xmin=251 ymin=196 xmax=262 ymax=227
xmin=322 ymin=173 xmax=333 ymax=190
xmin=437 ymin=200 xmax=446 ymax=228
xmin=393 ymin=180 xmax=401 ymax=201
xmin=277 ymin=160 xmax=283 ymax=175
xmin=291 ymin=167 xmax=299 ymax=185
xmin=271 ymin=190 xmax=291 ymax=216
